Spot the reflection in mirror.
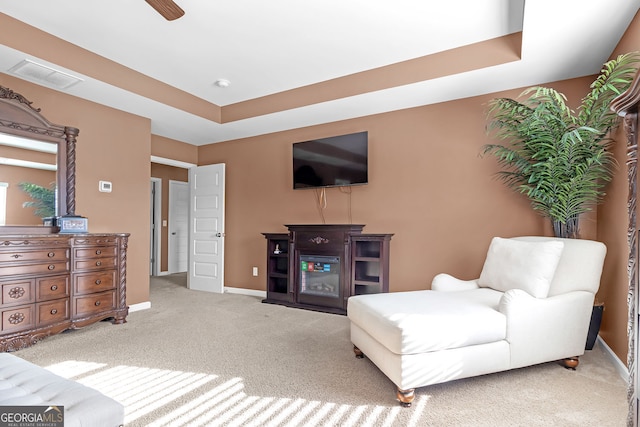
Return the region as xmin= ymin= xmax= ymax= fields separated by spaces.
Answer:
xmin=0 ymin=134 xmax=57 ymax=226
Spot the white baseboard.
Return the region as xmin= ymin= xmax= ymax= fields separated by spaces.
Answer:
xmin=597 ymin=336 xmax=629 ymax=382
xmin=128 ymin=301 xmax=151 ymax=313
xmin=224 ymin=287 xmax=267 ymax=298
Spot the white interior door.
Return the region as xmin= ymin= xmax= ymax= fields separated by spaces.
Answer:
xmin=188 ymin=163 xmax=225 ymax=293
xmin=168 ymin=180 xmax=189 ymax=273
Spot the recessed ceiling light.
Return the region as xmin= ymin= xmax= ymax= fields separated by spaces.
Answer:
xmin=213 ymin=79 xmax=231 ymax=88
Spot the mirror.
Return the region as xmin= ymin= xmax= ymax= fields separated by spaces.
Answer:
xmin=1 ymin=134 xmax=57 ymax=225
xmin=0 ymin=85 xmax=78 ymax=231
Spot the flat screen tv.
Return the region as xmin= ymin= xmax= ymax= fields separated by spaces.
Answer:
xmin=293 ymin=131 xmax=368 ymax=189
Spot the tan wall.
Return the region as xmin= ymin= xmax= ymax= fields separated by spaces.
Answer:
xmin=2 ymin=165 xmax=55 ymax=225
xmin=151 ymin=134 xmax=198 ymax=165
xmin=0 ymin=73 xmax=151 ymax=306
xmin=596 ymin=10 xmax=640 ymax=362
xmin=150 ymin=162 xmax=188 ymax=272
xmin=198 ymin=76 xmax=598 ymax=296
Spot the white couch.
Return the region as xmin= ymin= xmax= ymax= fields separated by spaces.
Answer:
xmin=347 ymin=236 xmax=606 ymax=406
xmin=0 ymin=352 xmax=124 ymax=426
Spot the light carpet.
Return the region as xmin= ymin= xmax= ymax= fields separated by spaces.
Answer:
xmin=14 ymin=273 xmax=627 ymax=426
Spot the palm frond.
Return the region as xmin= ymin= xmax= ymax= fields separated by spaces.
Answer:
xmin=579 ymin=52 xmax=640 ymax=131
xmin=19 ymin=182 xmax=56 ymax=218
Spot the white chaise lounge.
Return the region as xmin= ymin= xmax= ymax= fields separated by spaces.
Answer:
xmin=0 ymin=352 xmax=124 ymax=426
xmin=347 ymin=236 xmax=606 ymax=406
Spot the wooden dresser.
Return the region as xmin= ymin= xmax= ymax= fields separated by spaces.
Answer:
xmin=0 ymin=233 xmax=129 ymax=351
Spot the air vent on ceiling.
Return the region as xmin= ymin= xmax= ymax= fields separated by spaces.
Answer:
xmin=8 ymin=59 xmax=83 ymax=89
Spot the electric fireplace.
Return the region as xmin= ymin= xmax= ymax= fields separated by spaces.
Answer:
xmin=299 ymin=255 xmax=341 ymax=298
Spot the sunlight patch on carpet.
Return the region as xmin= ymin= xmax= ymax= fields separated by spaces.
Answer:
xmin=43 ymin=360 xmax=427 ymax=426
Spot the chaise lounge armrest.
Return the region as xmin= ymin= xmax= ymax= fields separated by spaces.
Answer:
xmin=498 ymin=288 xmax=595 ymax=368
xmin=431 ymin=273 xmax=480 ymax=292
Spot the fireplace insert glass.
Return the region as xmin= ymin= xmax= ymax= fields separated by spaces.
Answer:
xmin=299 ymin=255 xmax=340 ymax=298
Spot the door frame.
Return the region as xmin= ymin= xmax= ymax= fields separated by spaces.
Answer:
xmin=168 ymin=179 xmax=189 ymax=273
xmin=150 ymin=178 xmax=162 ymax=276
xmin=150 ymin=156 xmax=197 ymax=276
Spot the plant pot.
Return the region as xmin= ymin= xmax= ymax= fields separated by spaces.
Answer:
xmin=586 ymin=304 xmax=604 ymax=350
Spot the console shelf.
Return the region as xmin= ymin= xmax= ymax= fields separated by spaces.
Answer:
xmin=262 ymin=225 xmax=392 ymax=314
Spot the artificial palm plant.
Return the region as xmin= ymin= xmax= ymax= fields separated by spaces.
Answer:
xmin=482 ymin=52 xmax=640 ymax=238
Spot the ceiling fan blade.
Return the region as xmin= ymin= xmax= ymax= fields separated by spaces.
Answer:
xmin=145 ymin=0 xmax=185 ymax=21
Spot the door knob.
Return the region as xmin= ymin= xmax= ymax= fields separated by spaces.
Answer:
xmin=216 ymin=232 xmax=223 ymax=237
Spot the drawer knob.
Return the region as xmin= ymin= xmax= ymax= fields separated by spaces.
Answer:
xmin=94 ymin=301 xmax=101 ymax=306
xmin=8 ymin=287 xmax=25 ymax=299
xmin=48 ymin=252 xmax=55 ymax=258
xmin=96 ymin=250 xmax=102 ymax=255
xmin=8 ymin=312 xmax=25 ymax=325
xmin=51 ymin=285 xmax=58 ymax=291
xmin=95 ymin=279 xmax=102 ymax=285
xmin=50 ymin=309 xmax=57 ymax=315
xmin=10 ymin=254 xmax=22 ymax=259
xmin=96 ymin=261 xmax=102 ymax=266
xmin=48 ymin=264 xmax=55 ymax=270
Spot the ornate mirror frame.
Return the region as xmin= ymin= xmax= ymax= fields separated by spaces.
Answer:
xmin=0 ymin=85 xmax=78 ymax=227
xmin=612 ymin=69 xmax=640 ymax=427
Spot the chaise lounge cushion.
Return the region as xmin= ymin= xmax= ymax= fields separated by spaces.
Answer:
xmin=0 ymin=353 xmax=124 ymax=427
xmin=348 ymin=288 xmax=506 ymax=355
xmin=478 ymin=237 xmax=564 ymax=298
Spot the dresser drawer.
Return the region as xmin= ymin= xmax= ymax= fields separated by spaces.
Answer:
xmin=72 ymin=236 xmax=119 ymax=247
xmin=37 ymin=299 xmax=69 ymax=325
xmin=1 ymin=305 xmax=35 ymax=333
xmin=73 ymin=246 xmax=117 ymax=260
xmin=74 ymin=290 xmax=116 ymax=317
xmin=74 ymin=271 xmax=116 ymax=294
xmin=73 ymin=257 xmax=116 ymax=271
xmin=0 ymin=261 xmax=69 ymax=277
xmin=37 ymin=276 xmax=70 ymax=301
xmin=1 ymin=280 xmax=34 ymax=306
xmin=0 ymin=248 xmax=69 ymax=264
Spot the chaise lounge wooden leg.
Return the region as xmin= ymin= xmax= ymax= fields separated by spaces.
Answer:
xmin=353 ymin=345 xmax=364 ymax=359
xmin=562 ymin=356 xmax=580 ymax=370
xmin=397 ymin=388 xmax=415 ymax=407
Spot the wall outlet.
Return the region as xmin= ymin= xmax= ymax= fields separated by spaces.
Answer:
xmin=252 ymin=267 xmax=258 ymax=276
